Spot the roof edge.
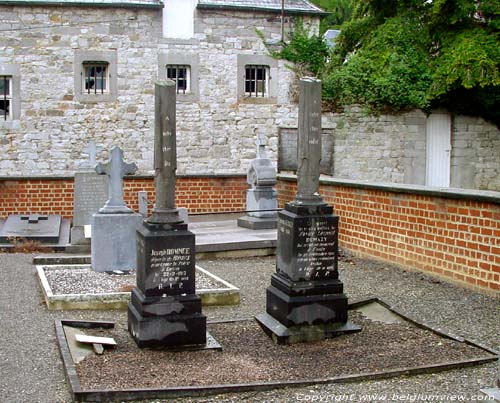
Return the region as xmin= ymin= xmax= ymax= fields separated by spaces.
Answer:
xmin=0 ymin=0 xmax=163 ymax=8
xmin=197 ymin=3 xmax=329 ymax=16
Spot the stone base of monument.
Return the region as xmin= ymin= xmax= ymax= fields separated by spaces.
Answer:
xmin=255 ymin=312 xmax=361 ymax=344
xmin=128 ymin=288 xmax=211 ymax=349
xmin=481 ymin=388 xmax=500 ymax=402
xmin=128 ymin=222 xmax=210 ymax=349
xmin=237 ymin=215 xmax=277 ymax=230
xmin=255 ymin=202 xmax=361 ymax=344
xmin=70 ymin=226 xmax=89 ymax=246
xmin=91 ymin=213 xmax=142 ymax=272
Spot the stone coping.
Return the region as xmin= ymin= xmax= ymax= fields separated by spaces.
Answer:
xmin=0 ymin=173 xmax=246 ymax=180
xmin=278 ymin=173 xmax=500 ymax=205
xmin=0 ymin=0 xmax=163 ymax=8
xmin=37 ymin=264 xmax=240 ymax=310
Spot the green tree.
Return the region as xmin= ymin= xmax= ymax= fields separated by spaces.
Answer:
xmin=310 ymin=0 xmax=354 ymax=32
xmin=325 ymin=0 xmax=500 ymax=124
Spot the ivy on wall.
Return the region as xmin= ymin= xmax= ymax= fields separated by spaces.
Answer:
xmin=275 ymin=0 xmax=500 ymax=125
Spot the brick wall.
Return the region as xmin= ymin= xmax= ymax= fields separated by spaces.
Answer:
xmin=0 ymin=176 xmax=247 ymax=218
xmin=278 ymin=175 xmax=500 ymax=295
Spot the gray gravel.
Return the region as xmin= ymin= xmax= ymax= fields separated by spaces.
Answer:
xmin=0 ymin=252 xmax=498 ymax=403
xmin=44 ymin=265 xmax=220 ymax=295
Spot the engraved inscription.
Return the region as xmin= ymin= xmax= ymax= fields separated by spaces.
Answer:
xmin=149 ymin=247 xmax=191 ymax=292
xmin=295 ymin=219 xmax=337 ymax=280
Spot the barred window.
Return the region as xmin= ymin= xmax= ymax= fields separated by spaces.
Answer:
xmin=166 ymin=65 xmax=190 ymax=94
xmin=244 ymin=65 xmax=269 ymax=97
xmin=83 ymin=62 xmax=109 ymax=94
xmin=0 ymin=76 xmax=12 ymax=121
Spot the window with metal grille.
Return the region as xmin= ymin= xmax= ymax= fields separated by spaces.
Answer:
xmin=166 ymin=65 xmax=190 ymax=94
xmin=83 ymin=62 xmax=109 ymax=94
xmin=244 ymin=65 xmax=269 ymax=97
xmin=0 ymin=76 xmax=12 ymax=121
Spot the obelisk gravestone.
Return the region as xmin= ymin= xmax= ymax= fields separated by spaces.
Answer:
xmin=128 ymin=81 xmax=207 ymax=349
xmin=256 ymin=77 xmax=360 ymax=344
xmin=91 ymin=146 xmax=142 ymax=272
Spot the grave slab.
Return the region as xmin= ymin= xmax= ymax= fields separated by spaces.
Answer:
xmin=54 ymin=299 xmax=499 ymax=402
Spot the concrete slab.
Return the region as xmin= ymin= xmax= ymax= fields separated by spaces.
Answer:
xmin=189 ymin=216 xmax=277 ymax=253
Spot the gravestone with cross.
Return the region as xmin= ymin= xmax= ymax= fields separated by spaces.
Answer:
xmin=91 ymin=146 xmax=142 ymax=273
xmin=96 ymin=146 xmax=137 ymax=214
xmin=0 ymin=214 xmax=62 ymax=244
xmin=71 ymin=141 xmax=108 ymax=246
xmin=237 ymin=133 xmax=278 ymax=230
xmin=256 ymin=78 xmax=360 ymax=344
xmin=128 ymin=80 xmax=209 ymax=349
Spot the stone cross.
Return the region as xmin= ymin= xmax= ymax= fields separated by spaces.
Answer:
xmin=81 ymin=141 xmax=101 ymax=169
xmin=256 ymin=133 xmax=267 ymax=159
xmin=146 ymin=80 xmax=183 ymax=225
xmin=95 ymin=146 xmax=137 ymax=214
xmin=295 ymin=77 xmax=324 ymax=206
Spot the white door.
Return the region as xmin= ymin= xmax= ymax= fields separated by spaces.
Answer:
xmin=426 ymin=113 xmax=451 ymax=187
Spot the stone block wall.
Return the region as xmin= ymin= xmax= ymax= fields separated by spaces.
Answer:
xmin=279 ymin=108 xmax=500 ymax=192
xmin=451 ymin=115 xmax=500 ymax=191
xmin=278 ymin=174 xmax=500 ymax=296
xmin=0 ymin=176 xmax=247 ymax=218
xmin=0 ymin=4 xmax=313 ymax=177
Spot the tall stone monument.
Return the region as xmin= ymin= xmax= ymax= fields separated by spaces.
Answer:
xmin=256 ymin=78 xmax=360 ymax=344
xmin=91 ymin=146 xmax=142 ymax=272
xmin=128 ymin=81 xmax=207 ymax=349
xmin=71 ymin=141 xmax=108 ymax=246
xmin=237 ymin=134 xmax=278 ymax=230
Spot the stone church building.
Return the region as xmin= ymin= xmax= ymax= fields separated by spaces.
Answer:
xmin=0 ymin=0 xmax=324 ymax=177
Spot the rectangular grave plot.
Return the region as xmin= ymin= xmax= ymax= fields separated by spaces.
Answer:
xmin=0 ymin=214 xmax=62 ymax=243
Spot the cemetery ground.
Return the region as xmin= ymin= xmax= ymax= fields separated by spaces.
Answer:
xmin=0 ymin=251 xmax=498 ymax=403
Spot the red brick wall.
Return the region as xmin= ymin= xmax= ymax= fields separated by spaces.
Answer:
xmin=278 ymin=178 xmax=500 ymax=295
xmin=0 ymin=176 xmax=247 ymax=218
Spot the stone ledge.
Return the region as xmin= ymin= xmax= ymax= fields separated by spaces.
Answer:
xmin=278 ymin=173 xmax=500 ymax=205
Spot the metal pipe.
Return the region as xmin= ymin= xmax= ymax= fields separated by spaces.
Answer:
xmin=281 ymin=0 xmax=285 ymax=43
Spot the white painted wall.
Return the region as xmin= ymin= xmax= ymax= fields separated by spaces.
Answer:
xmin=163 ymin=0 xmax=197 ymax=39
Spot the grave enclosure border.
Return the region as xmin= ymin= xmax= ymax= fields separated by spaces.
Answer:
xmin=278 ymin=174 xmax=500 ymax=296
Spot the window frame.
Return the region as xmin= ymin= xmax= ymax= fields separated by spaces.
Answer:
xmin=74 ymin=51 xmax=117 ymax=103
xmin=0 ymin=64 xmax=20 ymax=126
xmin=237 ymin=55 xmax=278 ymax=104
xmin=0 ymin=76 xmax=13 ymax=121
xmin=158 ymin=53 xmax=199 ymax=102
xmin=82 ymin=62 xmax=110 ymax=95
xmin=244 ymin=65 xmax=270 ymax=98
xmin=166 ymin=64 xmax=191 ymax=94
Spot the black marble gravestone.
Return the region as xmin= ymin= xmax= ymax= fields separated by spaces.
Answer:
xmin=128 ymin=222 xmax=206 ymax=348
xmin=256 ymin=78 xmax=360 ymax=344
xmin=128 ymin=81 xmax=207 ymax=349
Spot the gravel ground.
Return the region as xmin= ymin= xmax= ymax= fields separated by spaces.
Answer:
xmin=44 ymin=266 xmax=221 ymax=294
xmin=0 ymin=252 xmax=498 ymax=403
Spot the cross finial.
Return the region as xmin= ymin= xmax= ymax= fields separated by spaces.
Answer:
xmin=81 ymin=141 xmax=102 ymax=169
xmin=95 ymin=146 xmax=138 ymax=214
xmin=256 ymin=133 xmax=267 ymax=159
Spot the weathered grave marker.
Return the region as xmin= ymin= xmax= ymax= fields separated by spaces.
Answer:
xmin=0 ymin=214 xmax=61 ymax=243
xmin=237 ymin=134 xmax=278 ymax=230
xmin=71 ymin=141 xmax=108 ymax=245
xmin=91 ymin=146 xmax=142 ymax=272
xmin=128 ymin=81 xmax=208 ymax=349
xmin=256 ymin=78 xmax=360 ymax=344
